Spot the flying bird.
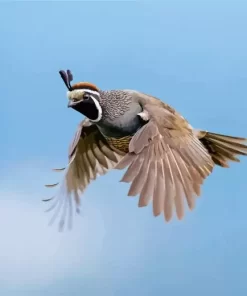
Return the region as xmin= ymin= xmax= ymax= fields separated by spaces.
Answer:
xmin=44 ymin=69 xmax=247 ymax=230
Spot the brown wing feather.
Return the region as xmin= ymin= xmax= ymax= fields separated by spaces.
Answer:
xmin=115 ymin=104 xmax=214 ymax=221
xmin=44 ymin=119 xmax=123 ymax=231
xmin=199 ymin=131 xmax=247 ymax=168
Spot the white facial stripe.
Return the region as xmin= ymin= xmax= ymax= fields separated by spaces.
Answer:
xmin=82 ymin=89 xmax=100 ymax=96
xmin=90 ymin=96 xmax=102 ymax=123
xmin=67 ymin=89 xmax=99 ymax=100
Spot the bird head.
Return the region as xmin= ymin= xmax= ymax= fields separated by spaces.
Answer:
xmin=59 ymin=69 xmax=102 ymax=122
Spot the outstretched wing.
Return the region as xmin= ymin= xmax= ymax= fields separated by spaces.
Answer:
xmin=44 ymin=119 xmax=123 ymax=230
xmin=115 ymin=102 xmax=214 ymax=221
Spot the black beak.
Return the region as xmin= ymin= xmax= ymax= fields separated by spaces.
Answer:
xmin=67 ymin=100 xmax=74 ymax=108
xmin=67 ymin=100 xmax=82 ymax=108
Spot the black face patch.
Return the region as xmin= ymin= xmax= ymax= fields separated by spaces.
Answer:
xmin=71 ymin=96 xmax=99 ymax=121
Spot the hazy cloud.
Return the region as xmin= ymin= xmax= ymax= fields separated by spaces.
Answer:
xmin=0 ymin=194 xmax=106 ymax=287
xmin=0 ymin=162 xmax=152 ymax=289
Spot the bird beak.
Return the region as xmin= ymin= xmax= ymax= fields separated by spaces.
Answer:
xmin=67 ymin=99 xmax=82 ymax=108
xmin=67 ymin=100 xmax=74 ymax=108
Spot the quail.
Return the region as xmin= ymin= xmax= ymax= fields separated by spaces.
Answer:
xmin=44 ymin=69 xmax=247 ymax=230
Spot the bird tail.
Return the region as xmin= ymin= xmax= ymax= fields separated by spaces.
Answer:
xmin=197 ymin=130 xmax=247 ymax=167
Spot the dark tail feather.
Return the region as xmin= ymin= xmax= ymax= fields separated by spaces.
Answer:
xmin=199 ymin=131 xmax=247 ymax=168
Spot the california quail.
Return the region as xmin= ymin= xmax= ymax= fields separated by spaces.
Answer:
xmin=44 ymin=69 xmax=247 ymax=230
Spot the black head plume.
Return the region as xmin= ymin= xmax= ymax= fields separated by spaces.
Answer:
xmin=59 ymin=69 xmax=73 ymax=91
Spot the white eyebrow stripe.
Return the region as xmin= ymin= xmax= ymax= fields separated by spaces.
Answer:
xmin=80 ymin=89 xmax=100 ymax=96
xmin=67 ymin=89 xmax=100 ymax=100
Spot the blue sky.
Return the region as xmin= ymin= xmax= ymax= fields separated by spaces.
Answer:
xmin=1 ymin=1 xmax=247 ymax=295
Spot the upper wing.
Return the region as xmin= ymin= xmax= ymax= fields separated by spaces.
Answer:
xmin=115 ymin=102 xmax=215 ymax=221
xmin=44 ymin=119 xmax=123 ymax=230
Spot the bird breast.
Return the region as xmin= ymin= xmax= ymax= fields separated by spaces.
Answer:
xmin=96 ymin=100 xmax=144 ymax=138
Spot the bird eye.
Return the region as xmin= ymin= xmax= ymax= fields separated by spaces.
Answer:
xmin=83 ymin=93 xmax=90 ymax=100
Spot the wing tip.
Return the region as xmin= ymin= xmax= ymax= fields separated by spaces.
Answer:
xmin=52 ymin=167 xmax=66 ymax=172
xmin=45 ymin=182 xmax=59 ymax=188
xmin=42 ymin=196 xmax=54 ymax=202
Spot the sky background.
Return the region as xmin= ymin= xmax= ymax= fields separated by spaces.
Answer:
xmin=1 ymin=1 xmax=247 ymax=296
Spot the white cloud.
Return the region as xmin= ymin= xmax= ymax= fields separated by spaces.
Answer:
xmin=0 ymin=193 xmax=106 ymax=287
xmin=0 ymin=161 xmax=176 ymax=292
xmin=0 ymin=162 xmax=153 ymax=289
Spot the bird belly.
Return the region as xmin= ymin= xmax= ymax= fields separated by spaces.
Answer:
xmin=96 ymin=115 xmax=145 ymax=153
xmin=104 ymin=134 xmax=133 ymax=153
